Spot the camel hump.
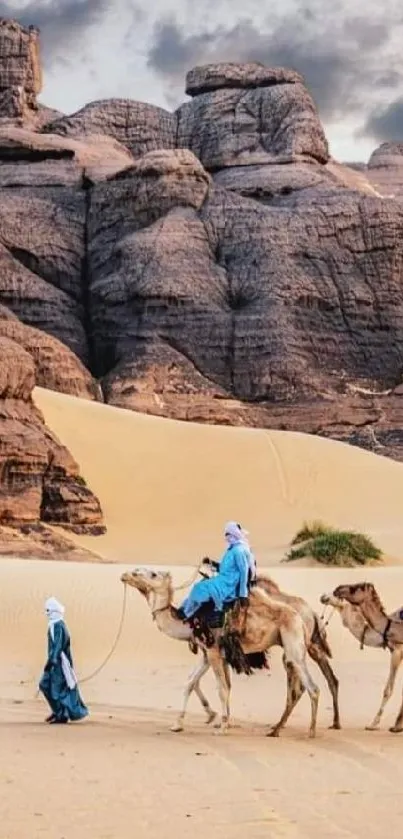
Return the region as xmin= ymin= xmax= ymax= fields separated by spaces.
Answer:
xmin=256 ymin=575 xmax=280 ymax=595
xmin=311 ymin=614 xmax=333 ymax=658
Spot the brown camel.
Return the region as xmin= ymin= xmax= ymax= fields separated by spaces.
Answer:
xmin=257 ymin=575 xmax=340 ymax=729
xmin=121 ymin=567 xmax=320 ymax=737
xmin=321 ymin=591 xmax=403 ymax=730
xmin=332 ymin=582 xmax=403 ymax=733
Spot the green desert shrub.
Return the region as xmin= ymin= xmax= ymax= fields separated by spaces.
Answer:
xmin=291 ymin=520 xmax=329 ymax=545
xmin=285 ymin=522 xmax=382 ymax=567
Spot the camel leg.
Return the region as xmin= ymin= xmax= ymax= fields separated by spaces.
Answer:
xmin=221 ymin=661 xmax=233 ymax=727
xmin=390 ymin=689 xmax=403 ymax=734
xmin=280 ymin=631 xmax=320 ymax=738
xmin=207 ymin=648 xmax=231 ymax=734
xmin=268 ymin=655 xmax=305 ymax=738
xmin=224 ymin=660 xmax=231 ymax=690
xmin=308 ymin=643 xmax=341 ymax=730
xmin=367 ymin=649 xmax=403 ymax=731
xmin=171 ymin=652 xmax=216 ymax=733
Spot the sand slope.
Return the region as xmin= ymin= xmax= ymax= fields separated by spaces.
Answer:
xmin=35 ymin=387 xmax=403 ymax=564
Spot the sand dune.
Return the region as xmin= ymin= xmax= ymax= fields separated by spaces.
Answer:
xmin=35 ymin=387 xmax=403 ymax=564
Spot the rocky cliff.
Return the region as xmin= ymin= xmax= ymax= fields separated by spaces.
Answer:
xmin=1 ymin=16 xmax=403 ymax=496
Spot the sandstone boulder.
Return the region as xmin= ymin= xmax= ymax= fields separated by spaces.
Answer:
xmin=44 ymin=99 xmax=177 ymax=159
xmin=186 ymin=63 xmax=304 ymax=95
xmin=177 ymin=62 xmax=329 ymax=170
xmin=0 ymin=307 xmax=99 ymax=399
xmin=0 ymin=336 xmax=103 ymax=530
xmin=0 ymin=124 xmax=134 ymax=185
xmin=364 ymin=143 xmax=403 ymax=201
xmin=0 ymin=19 xmax=41 ymax=116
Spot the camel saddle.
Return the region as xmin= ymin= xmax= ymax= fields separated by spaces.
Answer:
xmin=190 ymin=598 xmax=248 ymax=648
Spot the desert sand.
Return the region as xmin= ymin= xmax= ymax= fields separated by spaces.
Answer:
xmin=34 ymin=386 xmax=403 ymax=564
xmin=2 ymin=389 xmax=403 ymax=838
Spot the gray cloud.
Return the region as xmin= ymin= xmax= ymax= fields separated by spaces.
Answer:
xmin=363 ymin=98 xmax=403 ymax=142
xmin=147 ymin=9 xmax=403 ymax=127
xmin=0 ymin=1 xmax=112 ymax=64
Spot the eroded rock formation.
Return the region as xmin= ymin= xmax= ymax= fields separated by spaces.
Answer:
xmin=0 ymin=336 xmax=103 ymax=531
xmin=0 ymin=19 xmax=41 ymax=119
xmin=1 ymin=19 xmax=403 ymax=478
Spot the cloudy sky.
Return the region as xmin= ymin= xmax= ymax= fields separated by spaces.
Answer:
xmin=2 ymin=0 xmax=403 ymax=161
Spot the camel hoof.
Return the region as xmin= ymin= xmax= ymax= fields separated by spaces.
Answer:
xmin=266 ymin=728 xmax=280 ymax=738
xmin=389 ymin=726 xmax=403 ymax=733
xmin=214 ymin=714 xmax=232 ymax=728
xmin=309 ymin=731 xmax=316 ymax=739
xmin=170 ymin=723 xmax=184 ymax=733
xmin=328 ymin=723 xmax=341 ymax=730
xmin=206 ymin=711 xmax=217 ymax=725
xmin=365 ymin=724 xmax=380 ymax=731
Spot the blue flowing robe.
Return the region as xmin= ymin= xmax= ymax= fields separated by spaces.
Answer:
xmin=39 ymin=621 xmax=89 ymax=722
xmin=180 ymin=543 xmax=250 ymax=619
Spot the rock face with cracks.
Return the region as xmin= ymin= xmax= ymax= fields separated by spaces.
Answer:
xmin=0 ymin=337 xmax=104 ymax=531
xmin=1 ymin=17 xmax=403 ymax=539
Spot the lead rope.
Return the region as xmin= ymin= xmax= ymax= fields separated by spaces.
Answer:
xmin=171 ymin=562 xmax=204 ymax=593
xmin=319 ymin=604 xmax=335 ymax=629
xmin=33 ymin=563 xmax=200 ymax=700
xmin=77 ymin=583 xmax=128 ymax=685
xmin=34 ymin=584 xmax=128 ymax=699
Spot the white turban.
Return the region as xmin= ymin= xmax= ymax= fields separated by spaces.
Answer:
xmin=224 ymin=521 xmax=249 ymax=546
xmin=45 ymin=597 xmax=65 ymax=638
xmin=224 ymin=522 xmax=256 ymax=579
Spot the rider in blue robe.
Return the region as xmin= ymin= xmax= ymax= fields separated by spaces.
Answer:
xmin=39 ymin=597 xmax=89 ymax=724
xmin=178 ymin=522 xmax=255 ymax=620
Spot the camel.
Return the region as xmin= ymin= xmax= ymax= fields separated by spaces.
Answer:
xmin=332 ymin=582 xmax=403 ymax=733
xmin=256 ymin=575 xmax=341 ymax=729
xmin=121 ymin=567 xmax=320 ymax=737
xmin=320 ymin=591 xmax=403 ymax=730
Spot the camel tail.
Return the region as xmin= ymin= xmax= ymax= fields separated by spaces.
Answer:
xmin=311 ymin=614 xmax=333 ymax=658
xmin=245 ymin=651 xmax=270 ymax=670
xmin=219 ymin=632 xmax=269 ymax=675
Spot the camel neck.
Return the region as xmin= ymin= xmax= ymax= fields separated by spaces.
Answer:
xmin=359 ymin=598 xmax=390 ymax=640
xmin=341 ymin=604 xmax=385 ymax=649
xmin=150 ymin=593 xmax=192 ymax=641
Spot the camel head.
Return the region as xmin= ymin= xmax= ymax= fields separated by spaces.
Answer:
xmin=121 ymin=567 xmax=174 ymax=603
xmin=320 ymin=592 xmax=345 ymax=610
xmin=332 ymin=582 xmax=375 ymax=605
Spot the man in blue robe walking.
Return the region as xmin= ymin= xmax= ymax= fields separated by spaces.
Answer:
xmin=39 ymin=597 xmax=89 ymax=725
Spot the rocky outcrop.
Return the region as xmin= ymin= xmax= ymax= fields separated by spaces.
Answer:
xmin=0 ymin=336 xmax=104 ymax=531
xmin=0 ymin=310 xmax=99 ymax=399
xmin=0 ymin=125 xmax=134 ymax=182
xmin=45 ymin=99 xmax=177 ymax=159
xmin=346 ymin=144 xmax=403 ymax=202
xmin=177 ymin=62 xmax=329 ymax=170
xmin=1 ymin=19 xmax=403 ymax=469
xmin=0 ymin=522 xmax=106 ymax=563
xmin=0 ymin=523 xmax=105 ymax=561
xmin=0 ymin=19 xmax=41 ymax=118
xmin=94 ymin=159 xmax=403 ymax=439
xmin=364 ymin=143 xmax=403 ymax=201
